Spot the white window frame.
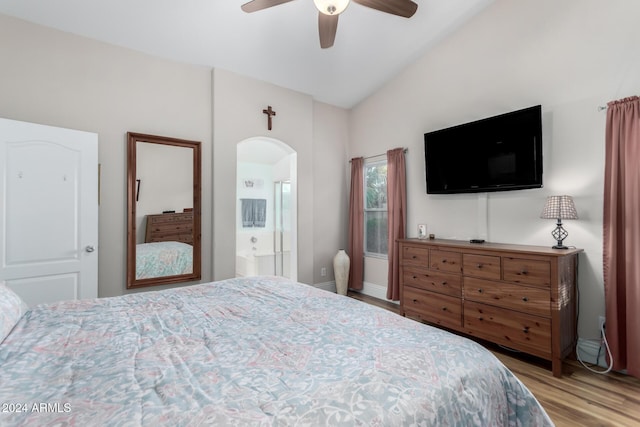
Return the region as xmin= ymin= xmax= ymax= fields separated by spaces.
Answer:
xmin=363 ymin=159 xmax=388 ymax=259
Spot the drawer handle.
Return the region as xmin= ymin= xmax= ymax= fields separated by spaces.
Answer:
xmin=441 ymin=306 xmax=447 ymax=311
xmin=522 ymin=296 xmax=529 ymax=302
xmin=522 ymin=326 xmax=530 ymax=334
xmin=520 ymin=270 xmax=528 ymax=275
xmin=441 ymin=281 xmax=448 ymax=286
xmin=477 ymin=288 xmax=483 ymax=293
xmin=442 ymin=259 xmax=447 ymax=263
xmin=412 ymin=275 xmax=417 ymax=279
xmin=412 ymin=299 xmax=418 ymax=303
xmin=478 ymin=316 xmax=484 ymax=321
xmin=476 ymin=263 xmax=483 ymax=269
xmin=412 ymin=255 xmax=417 ymax=259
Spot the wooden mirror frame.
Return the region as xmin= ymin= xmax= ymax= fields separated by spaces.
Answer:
xmin=126 ymin=132 xmax=202 ymax=289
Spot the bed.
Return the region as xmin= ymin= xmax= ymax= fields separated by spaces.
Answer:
xmin=0 ymin=277 xmax=553 ymax=426
xmin=136 ymin=211 xmax=194 ymax=280
xmin=135 ymin=241 xmax=193 ymax=279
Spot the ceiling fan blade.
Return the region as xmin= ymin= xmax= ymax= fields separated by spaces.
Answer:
xmin=241 ymin=0 xmax=296 ymax=13
xmin=352 ymin=0 xmax=418 ymax=18
xmin=318 ymin=12 xmax=339 ymax=49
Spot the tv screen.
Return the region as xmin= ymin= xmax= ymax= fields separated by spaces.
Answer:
xmin=424 ymin=105 xmax=543 ymax=194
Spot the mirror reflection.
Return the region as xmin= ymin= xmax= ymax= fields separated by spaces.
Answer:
xmin=127 ymin=133 xmax=201 ymax=289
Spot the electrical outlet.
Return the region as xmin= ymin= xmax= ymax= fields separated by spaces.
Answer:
xmin=598 ymin=315 xmax=606 ymax=331
xmin=320 ymin=267 xmax=326 ymax=277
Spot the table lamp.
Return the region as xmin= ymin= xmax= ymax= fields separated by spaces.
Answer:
xmin=540 ymin=195 xmax=578 ymax=249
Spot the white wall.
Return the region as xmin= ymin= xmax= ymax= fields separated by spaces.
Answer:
xmin=0 ymin=14 xmax=213 ymax=298
xmin=0 ymin=14 xmax=351 ymax=296
xmin=312 ymin=102 xmax=350 ymax=285
xmin=136 ymin=143 xmax=193 ymax=243
xmin=212 ymin=68 xmax=351 ymax=286
xmin=349 ymin=0 xmax=640 ymax=340
xmin=212 ymin=69 xmax=314 ymax=283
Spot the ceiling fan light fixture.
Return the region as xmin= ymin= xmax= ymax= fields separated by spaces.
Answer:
xmin=313 ymin=0 xmax=349 ymax=15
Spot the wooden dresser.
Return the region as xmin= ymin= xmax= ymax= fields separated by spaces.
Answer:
xmin=399 ymin=238 xmax=582 ymax=377
xmin=144 ymin=212 xmax=194 ymax=244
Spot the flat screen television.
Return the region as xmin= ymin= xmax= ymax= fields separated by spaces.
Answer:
xmin=424 ymin=105 xmax=543 ymax=194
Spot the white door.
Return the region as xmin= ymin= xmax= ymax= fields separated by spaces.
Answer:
xmin=0 ymin=118 xmax=98 ymax=306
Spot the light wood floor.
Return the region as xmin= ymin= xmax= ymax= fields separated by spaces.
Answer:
xmin=348 ymin=291 xmax=640 ymax=427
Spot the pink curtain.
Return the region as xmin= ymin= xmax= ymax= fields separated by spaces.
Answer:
xmin=348 ymin=157 xmax=364 ymax=291
xmin=386 ymin=148 xmax=406 ymax=301
xmin=603 ymin=96 xmax=640 ymax=378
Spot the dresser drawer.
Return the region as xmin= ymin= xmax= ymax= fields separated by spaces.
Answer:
xmin=464 ymin=301 xmax=551 ymax=358
xmin=463 ymin=254 xmax=501 ymax=279
xmin=430 ymin=250 xmax=462 ymax=274
xmin=145 ymin=212 xmax=194 ymax=243
xmin=403 ymin=268 xmax=461 ymax=297
xmin=403 ymin=287 xmax=462 ymax=329
xmin=464 ymin=277 xmax=550 ymax=317
xmin=148 ymin=213 xmax=193 ymax=224
xmin=402 ymin=245 xmax=429 ymax=266
xmin=503 ymin=257 xmax=551 ymax=287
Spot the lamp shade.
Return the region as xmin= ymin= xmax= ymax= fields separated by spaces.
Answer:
xmin=314 ymin=0 xmax=350 ymax=15
xmin=540 ymin=195 xmax=578 ymax=220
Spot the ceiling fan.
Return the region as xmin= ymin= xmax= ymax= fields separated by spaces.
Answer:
xmin=241 ymin=0 xmax=418 ymax=49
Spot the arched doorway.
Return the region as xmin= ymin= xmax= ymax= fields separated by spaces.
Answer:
xmin=235 ymin=137 xmax=297 ymax=280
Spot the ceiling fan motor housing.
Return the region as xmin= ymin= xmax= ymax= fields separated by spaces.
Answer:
xmin=314 ymin=0 xmax=350 ymax=15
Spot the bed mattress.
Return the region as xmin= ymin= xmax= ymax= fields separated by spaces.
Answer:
xmin=0 ymin=276 xmax=553 ymax=426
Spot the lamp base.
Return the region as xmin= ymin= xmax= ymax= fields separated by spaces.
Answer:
xmin=550 ymin=221 xmax=569 ymax=250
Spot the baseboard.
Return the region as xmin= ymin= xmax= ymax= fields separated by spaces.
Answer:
xmin=358 ymin=281 xmax=387 ymax=301
xmin=313 ymin=281 xmax=336 ymax=293
xmin=577 ymin=338 xmax=607 ymax=368
xmin=357 ymin=281 xmax=399 ymax=304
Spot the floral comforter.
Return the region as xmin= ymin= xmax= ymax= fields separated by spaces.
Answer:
xmin=0 ymin=276 xmax=553 ymax=426
xmin=135 ymin=241 xmax=192 ymax=279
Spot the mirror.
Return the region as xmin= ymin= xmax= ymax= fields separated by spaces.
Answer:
xmin=127 ymin=132 xmax=201 ymax=289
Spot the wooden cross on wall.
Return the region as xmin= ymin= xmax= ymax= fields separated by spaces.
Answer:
xmin=262 ymin=105 xmax=276 ymax=131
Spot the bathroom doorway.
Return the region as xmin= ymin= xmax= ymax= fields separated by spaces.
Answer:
xmin=236 ymin=137 xmax=297 ymax=280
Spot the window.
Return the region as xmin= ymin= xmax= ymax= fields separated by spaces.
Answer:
xmin=364 ymin=160 xmax=387 ymax=257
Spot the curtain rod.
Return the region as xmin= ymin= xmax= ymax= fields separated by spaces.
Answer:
xmin=349 ymin=148 xmax=407 ymax=163
xmin=598 ymin=95 xmax=639 ymax=111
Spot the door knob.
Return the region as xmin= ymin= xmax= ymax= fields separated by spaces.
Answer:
xmin=85 ymin=245 xmax=95 ymax=253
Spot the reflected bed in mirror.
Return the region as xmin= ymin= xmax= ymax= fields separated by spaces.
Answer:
xmin=127 ymin=132 xmax=202 ymax=289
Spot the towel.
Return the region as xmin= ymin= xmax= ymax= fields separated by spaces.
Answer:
xmin=241 ymin=199 xmax=267 ymax=228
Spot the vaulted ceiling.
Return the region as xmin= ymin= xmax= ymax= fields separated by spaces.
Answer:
xmin=0 ymin=0 xmax=493 ymax=108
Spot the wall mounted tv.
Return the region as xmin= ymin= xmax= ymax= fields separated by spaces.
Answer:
xmin=424 ymin=105 xmax=543 ymax=194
